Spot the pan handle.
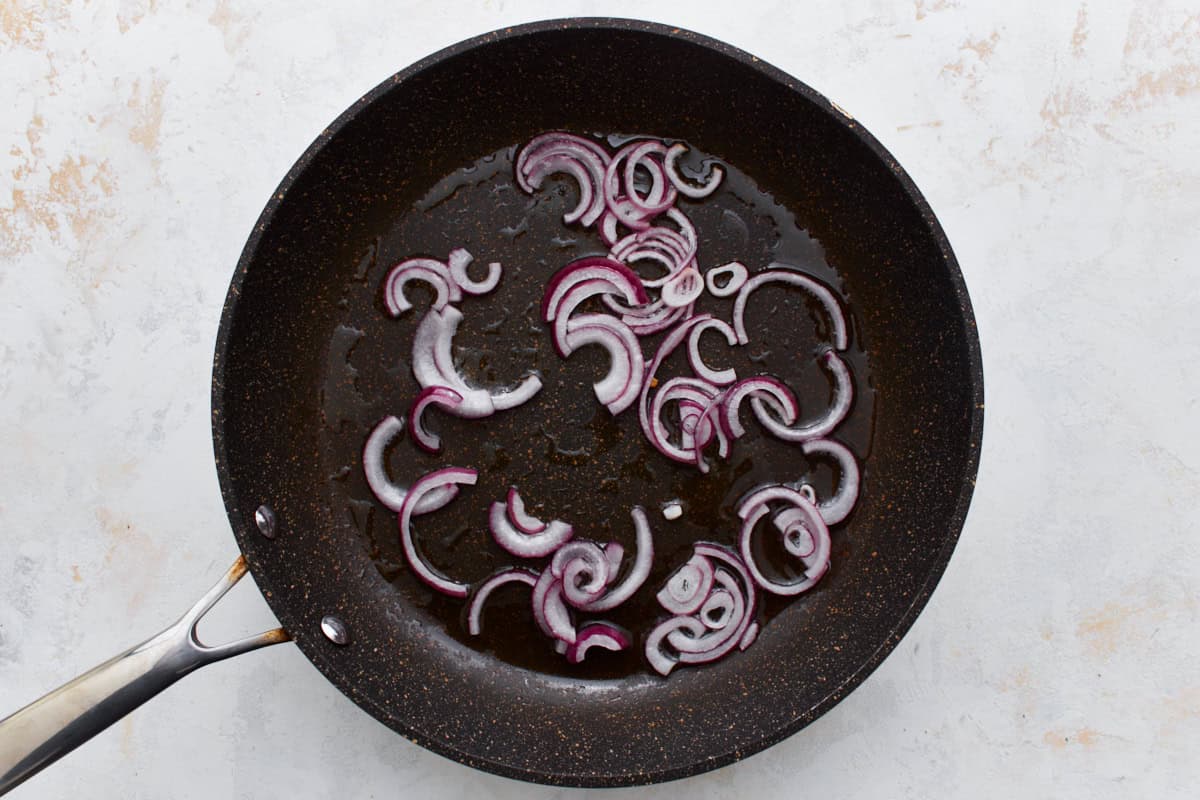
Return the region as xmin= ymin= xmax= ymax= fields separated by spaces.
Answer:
xmin=0 ymin=556 xmax=289 ymax=796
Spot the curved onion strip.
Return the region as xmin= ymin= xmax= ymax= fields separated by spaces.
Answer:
xmin=408 ymin=386 xmax=464 ymax=453
xmin=656 ymin=554 xmax=715 ymax=615
xmin=737 ymin=499 xmax=831 ymax=596
xmin=565 ymin=622 xmax=630 ymax=664
xmin=737 ymin=484 xmax=814 ymax=520
xmin=531 ymin=569 xmax=577 ymax=644
xmin=690 ymin=396 xmax=733 ymax=473
xmin=668 ymin=573 xmax=744 ymax=651
xmin=649 ymin=377 xmax=723 ymax=463
xmin=362 ymin=416 xmax=458 ymax=513
xmin=577 ymin=506 xmax=654 ymax=612
xmin=506 ymin=487 xmax=546 ymax=534
xmin=383 ymin=259 xmax=462 ymax=316
xmin=774 ymin=507 xmax=818 ymax=558
xmin=515 ymin=132 xmax=611 ymax=226
xmin=561 ymin=313 xmax=644 ymax=415
xmin=447 ymin=248 xmax=502 ymax=295
xmin=664 ymin=143 xmax=724 ymax=199
xmin=801 ymin=438 xmax=861 ymax=525
xmin=646 ymin=616 xmax=706 ymax=675
xmin=722 ymin=376 xmax=798 ymax=440
xmin=603 ymin=542 xmax=624 ymax=574
xmin=412 ymin=306 xmax=542 ymax=417
xmin=625 ymin=302 xmax=692 ymax=336
xmin=551 ymin=541 xmax=609 ymax=607
xmin=466 ymin=567 xmax=537 ymax=635
xmin=752 ymin=350 xmax=852 ymax=442
xmin=603 ymin=141 xmax=677 ymax=228
xmin=661 ymin=266 xmax=704 ymax=308
xmin=398 ymin=467 xmax=477 ymax=598
xmin=732 ymin=268 xmax=849 ymax=350
xmin=639 ymin=314 xmax=722 ymax=454
xmin=700 ymin=589 xmax=736 ymax=630
xmin=542 ymin=257 xmax=648 ymax=321
xmin=488 ymin=501 xmax=574 ymax=559
xmin=705 ymin=261 xmax=748 ymax=297
xmin=646 ymin=543 xmax=758 ymax=675
xmin=687 ymin=318 xmax=739 ymax=386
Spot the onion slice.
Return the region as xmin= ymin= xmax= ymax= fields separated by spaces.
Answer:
xmin=515 ymin=132 xmax=611 ymax=227
xmin=466 ymin=567 xmax=537 ymax=635
xmin=362 ymin=416 xmax=459 ymax=514
xmin=447 ymin=248 xmax=502 ymax=295
xmin=664 ymin=143 xmax=724 ymax=199
xmin=686 ymin=318 xmax=739 ymax=386
xmin=576 ymin=506 xmax=654 ymax=612
xmin=705 ymin=261 xmax=748 ymax=297
xmin=561 ymin=313 xmax=644 ymax=415
xmin=800 ymin=438 xmax=861 ymax=525
xmin=412 ymin=306 xmax=543 ymax=418
xmin=565 ymin=622 xmax=630 ymax=664
xmin=732 ymin=268 xmax=849 ymax=350
xmin=752 ymin=350 xmax=852 ymax=442
xmin=737 ymin=490 xmax=831 ymax=596
xmin=383 ymin=257 xmax=463 ymax=316
xmin=398 ymin=467 xmax=477 ymax=598
xmin=488 ymin=501 xmax=574 ymax=558
xmin=408 ymin=386 xmax=464 ymax=453
xmin=646 ymin=542 xmax=758 ymax=676
xmin=506 ymin=488 xmax=546 ymax=534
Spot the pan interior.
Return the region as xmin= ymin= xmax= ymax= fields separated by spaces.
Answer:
xmin=213 ymin=21 xmax=982 ymax=787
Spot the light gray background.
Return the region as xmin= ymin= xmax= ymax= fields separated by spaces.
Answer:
xmin=2 ymin=1 xmax=1197 ymax=797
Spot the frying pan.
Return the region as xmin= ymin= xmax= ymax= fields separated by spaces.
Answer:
xmin=0 ymin=18 xmax=983 ymax=792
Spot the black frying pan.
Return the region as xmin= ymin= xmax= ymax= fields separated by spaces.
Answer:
xmin=0 ymin=18 xmax=983 ymax=791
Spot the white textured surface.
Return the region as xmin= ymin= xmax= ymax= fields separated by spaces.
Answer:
xmin=2 ymin=1 xmax=1198 ymax=797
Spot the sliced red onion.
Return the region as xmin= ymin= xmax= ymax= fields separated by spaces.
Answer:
xmin=412 ymin=306 xmax=543 ymax=418
xmin=383 ymin=257 xmax=463 ymax=316
xmin=531 ymin=569 xmax=577 ymax=644
xmin=656 ymin=553 xmax=715 ymax=615
xmin=639 ymin=314 xmax=722 ymax=455
xmin=408 ymin=386 xmax=463 ymax=453
xmin=801 ymin=438 xmax=860 ymax=525
xmin=515 ymin=132 xmax=610 ymax=226
xmin=362 ymin=416 xmax=459 ymax=513
xmin=565 ymin=621 xmax=631 ymax=664
xmin=446 ymin=248 xmax=501 ymax=295
xmin=773 ymin=507 xmax=817 ymax=557
xmin=488 ymin=500 xmax=574 ymax=558
xmin=576 ymin=506 xmax=653 ymax=612
xmin=737 ymin=490 xmax=831 ymax=596
xmin=552 ymin=541 xmax=609 ymax=607
xmin=662 ymin=500 xmax=684 ymax=520
xmin=603 ymin=542 xmax=624 ymax=575
xmin=732 ymin=268 xmax=849 ymax=350
xmin=646 ymin=543 xmax=758 ymax=676
xmin=648 ymin=377 xmax=723 ymax=463
xmin=541 ymin=257 xmax=648 ymax=322
xmin=466 ymin=567 xmax=538 ymax=635
xmin=686 ymin=318 xmax=738 ymax=386
xmin=603 ymin=140 xmax=677 ymax=229
xmin=609 ymin=225 xmax=696 ymax=288
xmin=506 ymin=487 xmax=546 ymax=534
xmin=664 ymin=143 xmax=724 ymax=199
xmin=622 ymin=301 xmax=693 ymax=336
xmin=705 ymin=261 xmax=748 ymax=297
xmin=751 ymin=350 xmax=852 ymax=442
xmin=660 ymin=266 xmax=704 ymax=308
xmin=398 ymin=467 xmax=477 ymax=598
xmin=721 ymin=376 xmax=798 ymax=439
xmin=561 ymin=313 xmax=644 ymax=415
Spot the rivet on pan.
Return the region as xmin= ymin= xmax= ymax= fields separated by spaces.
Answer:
xmin=320 ymin=615 xmax=350 ymax=645
xmin=254 ymin=504 xmax=277 ymax=539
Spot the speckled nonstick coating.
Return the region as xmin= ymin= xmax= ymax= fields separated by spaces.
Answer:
xmin=211 ymin=18 xmax=984 ymax=787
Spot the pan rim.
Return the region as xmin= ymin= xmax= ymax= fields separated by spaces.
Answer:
xmin=211 ymin=16 xmax=984 ymax=788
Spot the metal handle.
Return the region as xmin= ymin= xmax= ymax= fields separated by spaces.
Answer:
xmin=0 ymin=557 xmax=289 ymax=796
